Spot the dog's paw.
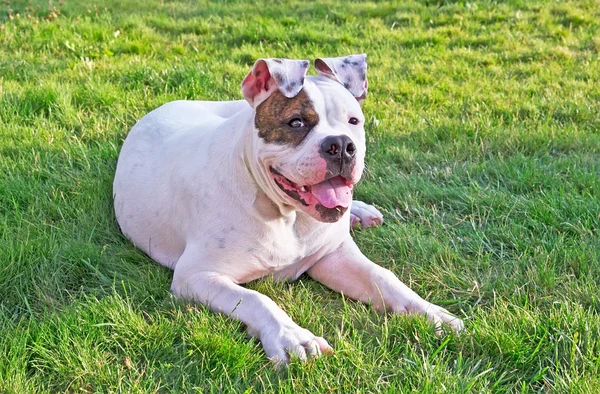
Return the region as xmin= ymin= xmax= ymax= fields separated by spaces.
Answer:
xmin=399 ymin=300 xmax=464 ymax=335
xmin=424 ymin=303 xmax=464 ymax=335
xmin=260 ymin=323 xmax=333 ymax=365
xmin=350 ymin=200 xmax=383 ymax=229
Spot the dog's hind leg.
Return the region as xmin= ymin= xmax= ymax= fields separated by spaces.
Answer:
xmin=350 ymin=200 xmax=383 ymax=229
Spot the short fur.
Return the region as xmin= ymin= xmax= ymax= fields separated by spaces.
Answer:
xmin=113 ymin=55 xmax=462 ymax=364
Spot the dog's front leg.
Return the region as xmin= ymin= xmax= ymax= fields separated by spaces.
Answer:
xmin=308 ymin=238 xmax=463 ymax=332
xmin=171 ymin=248 xmax=333 ymax=364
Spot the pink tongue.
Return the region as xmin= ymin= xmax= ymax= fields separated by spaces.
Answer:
xmin=310 ymin=176 xmax=353 ymax=209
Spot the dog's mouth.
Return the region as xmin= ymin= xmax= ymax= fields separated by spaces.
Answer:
xmin=269 ymin=166 xmax=353 ymax=211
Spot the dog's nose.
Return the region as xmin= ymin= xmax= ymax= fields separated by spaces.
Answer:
xmin=320 ymin=135 xmax=356 ymax=162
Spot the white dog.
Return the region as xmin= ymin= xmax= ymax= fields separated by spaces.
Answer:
xmin=113 ymin=54 xmax=463 ymax=363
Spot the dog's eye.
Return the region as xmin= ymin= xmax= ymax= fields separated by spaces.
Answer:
xmin=288 ymin=118 xmax=304 ymax=128
xmin=348 ymin=117 xmax=359 ymax=125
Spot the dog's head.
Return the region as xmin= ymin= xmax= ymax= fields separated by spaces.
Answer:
xmin=242 ymin=54 xmax=368 ymax=223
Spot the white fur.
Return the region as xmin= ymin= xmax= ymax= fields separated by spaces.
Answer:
xmin=113 ymin=76 xmax=462 ymax=364
xmin=350 ymin=200 xmax=384 ymax=229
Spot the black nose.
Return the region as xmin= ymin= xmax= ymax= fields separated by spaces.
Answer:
xmin=320 ymin=135 xmax=356 ymax=162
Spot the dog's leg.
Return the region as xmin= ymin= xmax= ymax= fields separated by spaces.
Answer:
xmin=308 ymin=238 xmax=463 ymax=332
xmin=350 ymin=200 xmax=383 ymax=229
xmin=171 ymin=247 xmax=333 ymax=364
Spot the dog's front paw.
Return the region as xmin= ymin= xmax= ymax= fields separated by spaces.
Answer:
xmin=425 ymin=303 xmax=464 ymax=334
xmin=401 ymin=301 xmax=464 ymax=335
xmin=260 ymin=323 xmax=333 ymax=365
xmin=350 ymin=200 xmax=383 ymax=229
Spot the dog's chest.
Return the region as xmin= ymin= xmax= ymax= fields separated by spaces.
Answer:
xmin=255 ymin=221 xmax=315 ymax=267
xmin=234 ymin=218 xmax=333 ymax=283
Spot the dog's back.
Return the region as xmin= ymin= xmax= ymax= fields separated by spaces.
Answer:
xmin=113 ymin=100 xmax=249 ymax=267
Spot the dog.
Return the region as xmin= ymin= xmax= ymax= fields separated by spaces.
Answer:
xmin=113 ymin=54 xmax=463 ymax=364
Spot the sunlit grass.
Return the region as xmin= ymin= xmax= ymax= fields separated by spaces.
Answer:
xmin=1 ymin=0 xmax=599 ymax=392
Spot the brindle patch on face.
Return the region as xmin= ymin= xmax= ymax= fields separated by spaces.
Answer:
xmin=316 ymin=203 xmax=347 ymax=223
xmin=255 ymin=89 xmax=319 ymax=146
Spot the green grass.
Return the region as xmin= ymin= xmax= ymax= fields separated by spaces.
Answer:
xmin=1 ymin=0 xmax=599 ymax=392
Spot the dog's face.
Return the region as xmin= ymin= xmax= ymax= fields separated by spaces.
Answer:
xmin=242 ymin=55 xmax=368 ymax=223
xmin=255 ymin=79 xmax=366 ymax=222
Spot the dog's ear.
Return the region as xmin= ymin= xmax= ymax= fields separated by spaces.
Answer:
xmin=242 ymin=58 xmax=310 ymax=107
xmin=314 ymin=54 xmax=368 ymax=103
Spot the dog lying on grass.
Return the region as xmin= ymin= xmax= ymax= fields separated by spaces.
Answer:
xmin=113 ymin=54 xmax=463 ymax=364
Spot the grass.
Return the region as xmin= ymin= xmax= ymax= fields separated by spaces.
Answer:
xmin=1 ymin=0 xmax=599 ymax=392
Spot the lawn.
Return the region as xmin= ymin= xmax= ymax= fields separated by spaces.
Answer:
xmin=1 ymin=0 xmax=599 ymax=392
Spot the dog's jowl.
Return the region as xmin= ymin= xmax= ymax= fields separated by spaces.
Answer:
xmin=113 ymin=54 xmax=463 ymax=364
